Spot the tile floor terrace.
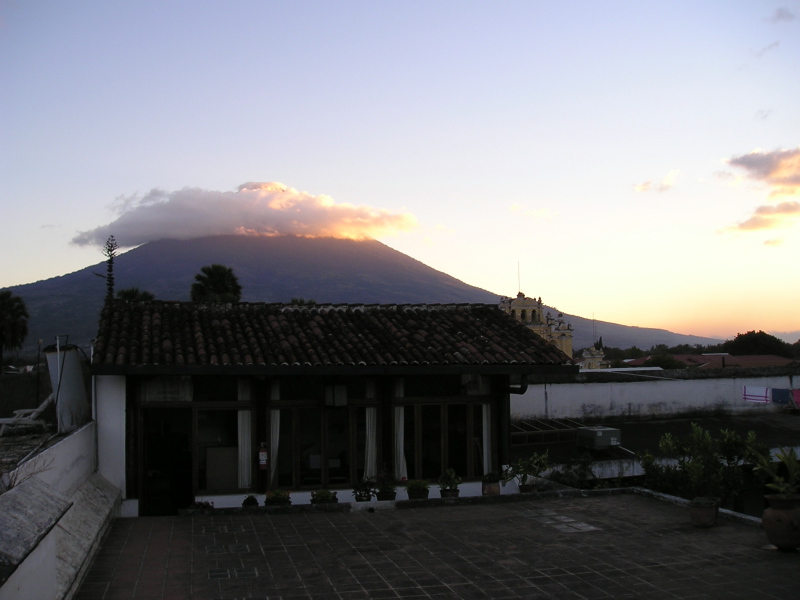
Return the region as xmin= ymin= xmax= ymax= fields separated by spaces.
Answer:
xmin=74 ymin=492 xmax=799 ymax=600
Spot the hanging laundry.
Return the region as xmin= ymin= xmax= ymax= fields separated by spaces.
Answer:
xmin=771 ymin=389 xmax=792 ymax=405
xmin=743 ymin=386 xmax=770 ymax=403
xmin=792 ymin=390 xmax=800 ymax=410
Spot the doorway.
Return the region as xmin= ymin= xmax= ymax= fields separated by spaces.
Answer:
xmin=140 ymin=408 xmax=193 ymax=516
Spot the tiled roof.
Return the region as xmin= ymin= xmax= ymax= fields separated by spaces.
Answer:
xmin=92 ymin=300 xmax=573 ymax=373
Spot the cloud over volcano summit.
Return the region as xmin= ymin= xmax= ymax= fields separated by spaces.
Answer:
xmin=72 ymin=181 xmax=417 ymax=247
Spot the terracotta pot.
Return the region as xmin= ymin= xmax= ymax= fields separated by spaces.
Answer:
xmin=482 ymin=482 xmax=500 ymax=496
xmin=762 ymin=495 xmax=800 ymax=552
xmin=689 ymin=498 xmax=719 ymax=528
xmin=440 ymin=489 xmax=460 ymax=498
xmin=407 ymin=489 xmax=429 ymax=500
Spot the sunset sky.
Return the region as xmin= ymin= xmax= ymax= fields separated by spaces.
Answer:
xmin=1 ymin=2 xmax=799 ymax=342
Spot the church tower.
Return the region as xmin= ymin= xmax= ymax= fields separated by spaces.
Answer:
xmin=499 ymin=292 xmax=573 ymax=358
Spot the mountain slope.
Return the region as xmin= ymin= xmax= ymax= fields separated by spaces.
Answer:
xmin=9 ymin=236 xmax=499 ymax=354
xmin=7 ymin=235 xmax=722 ymax=356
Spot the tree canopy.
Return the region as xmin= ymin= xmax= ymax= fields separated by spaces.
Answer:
xmin=190 ymin=264 xmax=242 ymax=303
xmin=102 ymin=235 xmax=118 ymax=302
xmin=575 ymin=331 xmax=800 ymax=366
xmin=723 ymin=330 xmax=794 ymax=358
xmin=116 ymin=287 xmax=155 ymax=301
xmin=0 ymin=290 xmax=29 ymax=372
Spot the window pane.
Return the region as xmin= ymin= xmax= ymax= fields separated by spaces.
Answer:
xmin=420 ymin=405 xmax=442 ymax=478
xmin=447 ymin=404 xmax=468 ymax=477
xmin=197 ymin=410 xmax=239 ymax=490
xmin=297 ymin=408 xmax=322 ymax=486
xmin=405 ymin=375 xmax=461 ymax=398
xmin=403 ymin=406 xmax=417 ymax=480
xmin=327 ymin=407 xmax=349 ymax=484
xmin=276 ymin=409 xmax=294 ymax=487
xmin=354 ymin=408 xmax=366 ymax=481
xmin=473 ymin=404 xmax=486 ymax=477
xmin=193 ymin=377 xmax=238 ymax=402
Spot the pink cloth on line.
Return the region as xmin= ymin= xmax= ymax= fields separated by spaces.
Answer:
xmin=743 ymin=386 xmax=770 ymax=403
xmin=793 ymin=389 xmax=800 ymax=410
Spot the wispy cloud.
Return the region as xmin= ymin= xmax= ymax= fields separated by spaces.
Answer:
xmin=733 ymin=201 xmax=800 ymax=231
xmin=724 ymin=148 xmax=800 ymax=232
xmin=754 ymin=41 xmax=780 ymax=57
xmin=634 ymin=169 xmax=679 ymax=193
xmin=72 ymin=181 xmax=418 ymax=247
xmin=767 ymin=7 xmax=796 ymax=22
xmin=728 ymin=148 xmax=800 ymax=198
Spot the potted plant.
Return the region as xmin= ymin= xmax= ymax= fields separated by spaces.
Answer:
xmin=753 ymin=446 xmax=800 ymax=551
xmin=438 ymin=468 xmax=462 ymax=498
xmin=310 ymin=489 xmax=338 ymax=504
xmin=406 ymin=479 xmax=430 ymax=500
xmin=640 ymin=424 xmax=754 ymax=528
xmin=184 ymin=500 xmax=214 ymax=515
xmin=375 ymin=471 xmax=397 ymax=501
xmin=264 ymin=489 xmax=291 ymax=506
xmin=352 ymin=479 xmax=376 ymax=502
xmin=502 ymin=450 xmax=549 ymax=492
xmin=481 ymin=471 xmax=501 ymax=496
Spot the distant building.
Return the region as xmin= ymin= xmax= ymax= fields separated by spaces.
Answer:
xmin=575 ymin=347 xmax=610 ymax=370
xmin=499 ymin=292 xmax=573 ymax=358
xmin=625 ymin=354 xmax=796 ymax=370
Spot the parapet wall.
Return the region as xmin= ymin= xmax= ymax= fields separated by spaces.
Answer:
xmin=516 ymin=367 xmax=799 ymax=420
xmin=0 ymin=423 xmax=120 ymax=600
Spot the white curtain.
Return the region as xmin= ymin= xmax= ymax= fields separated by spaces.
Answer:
xmin=237 ymin=379 xmax=252 ymax=488
xmin=482 ymin=403 xmax=492 ymax=475
xmin=394 ymin=406 xmax=408 ymax=481
xmin=364 ymin=407 xmax=377 ymax=479
xmin=270 ymin=409 xmax=280 ymax=484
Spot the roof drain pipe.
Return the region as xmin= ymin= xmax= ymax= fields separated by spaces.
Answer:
xmin=508 ymin=375 xmax=528 ymax=395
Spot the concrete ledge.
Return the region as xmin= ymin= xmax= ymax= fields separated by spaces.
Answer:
xmin=58 ymin=473 xmax=121 ymax=600
xmin=631 ymin=487 xmax=763 ymax=527
xmin=0 ymin=477 xmax=71 ymax=587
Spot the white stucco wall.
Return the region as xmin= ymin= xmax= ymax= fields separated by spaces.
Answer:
xmin=513 ymin=374 xmax=796 ymax=420
xmin=13 ymin=422 xmax=97 ymax=497
xmin=0 ymin=530 xmax=56 ymax=600
xmin=95 ymin=375 xmax=127 ymax=496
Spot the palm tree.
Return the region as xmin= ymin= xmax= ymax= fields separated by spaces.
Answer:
xmin=190 ymin=264 xmax=242 ymax=303
xmin=116 ymin=287 xmax=155 ymax=301
xmin=0 ymin=290 xmax=29 ymax=373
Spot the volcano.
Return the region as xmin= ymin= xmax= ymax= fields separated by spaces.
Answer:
xmin=8 ymin=235 xmax=721 ymax=356
xmin=9 ymin=235 xmax=499 ymax=354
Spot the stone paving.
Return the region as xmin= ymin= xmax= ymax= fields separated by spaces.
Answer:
xmin=74 ymin=492 xmax=799 ymax=600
